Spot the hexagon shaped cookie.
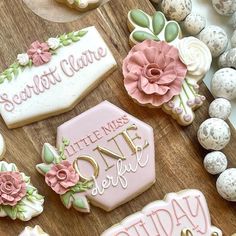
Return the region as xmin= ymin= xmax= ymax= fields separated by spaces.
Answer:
xmin=37 ymin=101 xmax=155 ymax=212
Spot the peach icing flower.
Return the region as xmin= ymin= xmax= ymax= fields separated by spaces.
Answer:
xmin=0 ymin=171 xmax=26 ymax=206
xmin=123 ymin=40 xmax=187 ymax=107
xmin=45 ymin=161 xmax=79 ymax=195
xmin=27 ymin=41 xmax=52 ymax=66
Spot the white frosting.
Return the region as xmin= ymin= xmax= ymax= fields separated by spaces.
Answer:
xmin=178 ymin=37 xmax=212 ymax=81
xmin=0 ymin=133 xmax=6 ymax=160
xmin=17 ymin=53 xmax=30 ymax=66
xmin=66 ymin=0 xmax=100 ymax=8
xmin=19 ymin=226 xmax=49 ymax=236
xmin=47 ymin=38 xmax=60 ymax=50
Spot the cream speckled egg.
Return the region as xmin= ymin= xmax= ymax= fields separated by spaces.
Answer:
xmin=209 ymin=98 xmax=232 ymax=120
xmin=211 ymin=68 xmax=236 ymax=100
xmin=197 ymin=118 xmax=231 ymax=150
xmin=161 ymin=0 xmax=192 ymax=22
xmin=198 ymin=25 xmax=228 ymax=57
xmin=212 ymin=0 xmax=236 ymax=16
xmin=226 ymin=48 xmax=236 ymax=69
xmin=217 ymin=168 xmax=236 ymax=201
xmin=183 ymin=13 xmax=206 ymax=35
xmin=231 ymin=30 xmax=236 ymax=48
xmin=230 ymin=12 xmax=236 ymax=29
xmin=204 ymin=151 xmax=228 ymax=175
xmin=218 ymin=50 xmax=229 ymax=68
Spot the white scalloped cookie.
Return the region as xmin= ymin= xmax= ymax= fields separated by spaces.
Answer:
xmin=56 ymin=0 xmax=101 ymax=11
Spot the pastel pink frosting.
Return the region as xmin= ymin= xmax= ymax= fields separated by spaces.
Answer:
xmin=123 ymin=40 xmax=187 ymax=107
xmin=45 ymin=161 xmax=79 ymax=195
xmin=27 ymin=41 xmax=52 ymax=66
xmin=0 ymin=171 xmax=27 ymax=206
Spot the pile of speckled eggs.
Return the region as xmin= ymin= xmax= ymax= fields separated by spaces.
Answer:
xmin=151 ymin=0 xmax=236 ymax=202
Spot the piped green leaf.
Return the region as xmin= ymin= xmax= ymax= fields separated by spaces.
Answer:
xmin=36 ymin=163 xmax=52 ymax=175
xmin=43 ymin=144 xmax=55 ymax=164
xmin=132 ymin=31 xmax=159 ymax=42
xmin=130 ymin=10 xmax=150 ymax=28
xmin=72 ymin=197 xmax=86 ymax=209
xmin=153 ymin=12 xmax=166 ymax=35
xmin=61 ymin=191 xmax=72 ymax=208
xmin=165 ymin=22 xmax=179 ymax=42
xmin=1 ymin=163 xmax=7 ymax=171
xmin=2 ymin=205 xmax=17 ymax=220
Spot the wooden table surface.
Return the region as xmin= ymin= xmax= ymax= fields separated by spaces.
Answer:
xmin=0 ymin=0 xmax=236 ymax=235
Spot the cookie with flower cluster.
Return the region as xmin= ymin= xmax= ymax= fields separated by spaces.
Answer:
xmin=0 ymin=161 xmax=44 ymax=221
xmin=55 ymin=0 xmax=101 ymax=12
xmin=0 ymin=26 xmax=116 ymax=129
xmin=124 ymin=9 xmax=212 ymax=125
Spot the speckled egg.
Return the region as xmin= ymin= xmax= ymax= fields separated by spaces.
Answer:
xmin=218 ymin=50 xmax=229 ymax=68
xmin=183 ymin=13 xmax=206 ymax=35
xmin=212 ymin=0 xmax=236 ymax=16
xmin=204 ymin=151 xmax=228 ymax=175
xmin=226 ymin=48 xmax=236 ymax=69
xmin=216 ymin=168 xmax=236 ymax=201
xmin=231 ymin=30 xmax=236 ymax=48
xmin=209 ymin=98 xmax=232 ymax=120
xmin=197 ymin=118 xmax=231 ymax=150
xmin=230 ymin=12 xmax=236 ymax=29
xmin=198 ymin=25 xmax=228 ymax=58
xmin=161 ymin=0 xmax=192 ymax=22
xmin=211 ymin=68 xmax=236 ymax=100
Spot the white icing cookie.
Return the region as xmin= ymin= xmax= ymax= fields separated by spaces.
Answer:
xmin=0 ymin=26 xmax=117 ymax=128
xmin=101 ymin=189 xmax=222 ymax=236
xmin=19 ymin=226 xmax=49 ymax=236
xmin=56 ymin=0 xmax=101 ymax=11
xmin=0 ymin=133 xmax=6 ymax=160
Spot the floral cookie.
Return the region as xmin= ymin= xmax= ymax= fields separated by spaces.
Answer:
xmin=56 ymin=0 xmax=101 ymax=12
xmin=0 ymin=161 xmax=44 ymax=221
xmin=124 ymin=9 xmax=212 ymax=126
xmin=37 ymin=101 xmax=155 ymax=213
xmin=101 ymin=189 xmax=222 ymax=236
xmin=0 ymin=26 xmax=117 ymax=129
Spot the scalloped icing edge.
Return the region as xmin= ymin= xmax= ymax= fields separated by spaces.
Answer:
xmin=101 ymin=189 xmax=222 ymax=236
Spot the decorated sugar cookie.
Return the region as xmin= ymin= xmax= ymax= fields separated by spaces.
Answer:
xmin=19 ymin=226 xmax=49 ymax=236
xmin=56 ymin=0 xmax=101 ymax=12
xmin=0 ymin=133 xmax=6 ymax=160
xmin=124 ymin=9 xmax=212 ymax=126
xmin=101 ymin=189 xmax=222 ymax=236
xmin=0 ymin=26 xmax=117 ymax=128
xmin=0 ymin=161 xmax=44 ymax=221
xmin=36 ymin=101 xmax=155 ymax=213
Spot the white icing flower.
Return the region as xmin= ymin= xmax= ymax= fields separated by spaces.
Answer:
xmin=17 ymin=53 xmax=30 ymax=66
xmin=178 ymin=37 xmax=212 ymax=81
xmin=19 ymin=225 xmax=49 ymax=236
xmin=47 ymin=37 xmax=60 ymax=50
xmin=77 ymin=0 xmax=89 ymax=8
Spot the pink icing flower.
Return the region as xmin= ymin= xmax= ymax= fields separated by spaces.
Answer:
xmin=27 ymin=41 xmax=52 ymax=66
xmin=0 ymin=171 xmax=27 ymax=206
xmin=123 ymin=40 xmax=187 ymax=107
xmin=45 ymin=161 xmax=79 ymax=195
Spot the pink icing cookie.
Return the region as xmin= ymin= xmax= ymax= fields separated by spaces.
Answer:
xmin=101 ymin=189 xmax=222 ymax=236
xmin=36 ymin=101 xmax=155 ymax=213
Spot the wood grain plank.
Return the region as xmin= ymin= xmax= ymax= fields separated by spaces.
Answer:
xmin=0 ymin=0 xmax=235 ymax=235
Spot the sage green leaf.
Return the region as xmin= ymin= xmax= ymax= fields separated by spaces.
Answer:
xmin=61 ymin=191 xmax=72 ymax=208
xmin=36 ymin=163 xmax=52 ymax=175
xmin=130 ymin=10 xmax=150 ymax=28
xmin=153 ymin=11 xmax=166 ymax=35
xmin=72 ymin=197 xmax=86 ymax=209
xmin=43 ymin=144 xmax=55 ymax=164
xmin=165 ymin=22 xmax=179 ymax=42
xmin=77 ymin=30 xmax=88 ymax=37
xmin=3 ymin=205 xmax=17 ymax=220
xmin=1 ymin=163 xmax=7 ymax=171
xmin=133 ymin=31 xmax=159 ymax=42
